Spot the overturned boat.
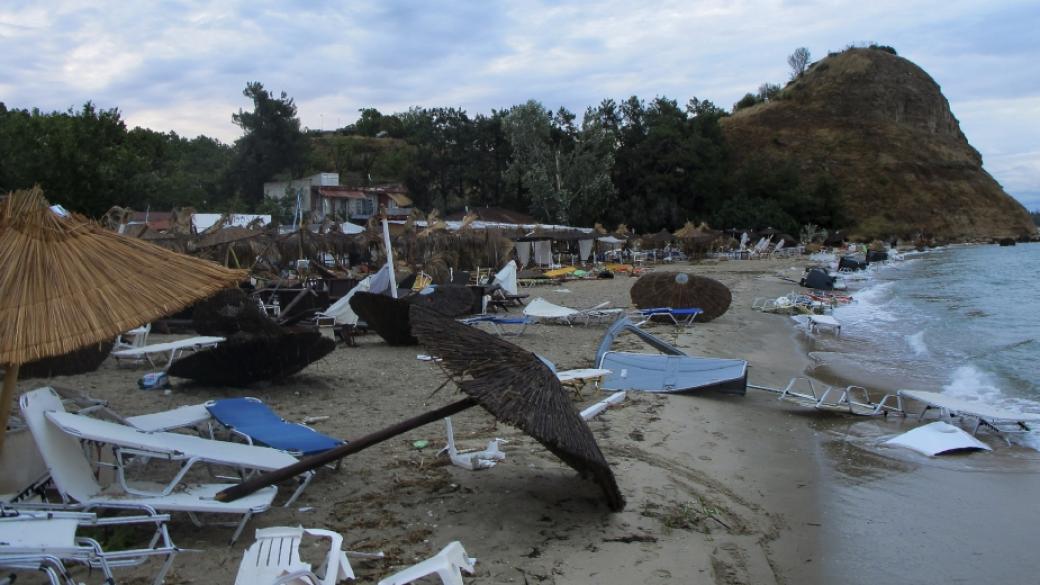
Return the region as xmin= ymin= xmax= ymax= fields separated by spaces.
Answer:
xmin=594 ymin=317 xmax=748 ymax=395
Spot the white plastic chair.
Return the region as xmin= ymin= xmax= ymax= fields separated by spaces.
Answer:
xmin=438 ymin=418 xmax=505 ymax=471
xmin=19 ymin=387 xmax=278 ymax=543
xmin=377 ymin=541 xmax=476 ymax=585
xmin=235 ymin=526 xmax=380 ymax=585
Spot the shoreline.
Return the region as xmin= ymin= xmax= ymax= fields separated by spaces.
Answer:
xmin=4 ymin=256 xmax=1037 ymax=584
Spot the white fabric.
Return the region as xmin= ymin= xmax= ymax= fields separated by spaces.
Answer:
xmin=515 ymin=242 xmax=531 ymax=267
xmin=597 ymin=235 xmax=623 ymax=245
xmin=319 ymin=269 xmax=385 ymax=326
xmin=533 ymin=240 xmax=553 ymax=266
xmin=578 ymin=239 xmax=594 ymax=262
xmin=492 ymin=261 xmax=518 ymax=296
xmin=884 ymin=422 xmax=991 ymax=456
xmin=340 ymin=222 xmax=365 ymax=234
xmin=524 ymin=297 xmax=578 ymax=319
xmin=739 ymin=232 xmax=749 ymax=249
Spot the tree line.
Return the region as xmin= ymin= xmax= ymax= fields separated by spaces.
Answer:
xmin=0 ymin=81 xmax=849 ymax=234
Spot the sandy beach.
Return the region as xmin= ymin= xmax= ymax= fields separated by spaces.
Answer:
xmin=5 ymin=256 xmax=1039 ymax=584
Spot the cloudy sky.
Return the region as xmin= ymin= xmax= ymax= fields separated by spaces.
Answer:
xmin=1 ymin=0 xmax=1037 ymax=209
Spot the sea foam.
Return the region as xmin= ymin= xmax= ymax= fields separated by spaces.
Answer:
xmin=905 ymin=331 xmax=929 ymax=356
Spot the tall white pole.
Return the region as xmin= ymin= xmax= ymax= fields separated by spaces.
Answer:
xmin=382 ymin=218 xmax=398 ymax=298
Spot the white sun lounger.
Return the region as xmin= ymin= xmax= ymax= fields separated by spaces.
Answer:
xmin=523 ymin=298 xmax=621 ymax=326
xmin=0 ymin=506 xmax=181 ymax=585
xmin=112 ymin=336 xmax=225 ymax=370
xmin=807 ymin=314 xmax=841 ymax=336
xmin=19 ymin=387 xmax=279 ymax=543
xmin=44 ymin=409 xmax=313 ymax=506
xmin=898 ymin=389 xmax=1040 ymax=443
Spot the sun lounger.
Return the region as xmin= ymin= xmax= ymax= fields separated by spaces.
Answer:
xmin=0 ymin=506 xmax=181 ymax=585
xmin=123 ymin=403 xmax=213 ymax=433
xmin=20 ymin=387 xmax=279 ymax=543
xmin=377 ymin=541 xmax=476 ymax=585
xmin=595 ymin=317 xmax=747 ymax=395
xmin=459 ymin=315 xmax=532 ymax=336
xmin=634 ymin=307 xmax=704 ymax=327
xmin=807 ymin=314 xmax=841 ymax=336
xmin=556 ymin=368 xmax=612 ymax=397
xmin=523 ymin=298 xmax=621 ymax=325
xmin=206 ymin=397 xmax=345 ymax=457
xmin=112 ymin=336 xmax=225 ymax=370
xmin=898 ymin=389 xmax=1040 ymax=443
xmin=43 ymin=408 xmax=314 ymax=506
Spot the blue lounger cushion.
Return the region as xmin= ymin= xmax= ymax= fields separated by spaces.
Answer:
xmin=205 ymin=397 xmax=344 ymax=456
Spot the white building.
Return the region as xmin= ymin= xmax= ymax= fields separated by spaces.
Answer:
xmin=262 ymin=172 xmax=411 ymax=223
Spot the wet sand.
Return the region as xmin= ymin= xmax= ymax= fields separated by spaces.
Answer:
xmin=4 ymin=257 xmax=1037 ymax=584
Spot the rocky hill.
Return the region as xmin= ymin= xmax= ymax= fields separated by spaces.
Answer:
xmin=722 ymin=47 xmax=1035 ymax=240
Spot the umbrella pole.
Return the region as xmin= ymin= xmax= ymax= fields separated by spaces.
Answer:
xmin=216 ymin=396 xmax=478 ymax=502
xmin=0 ymin=363 xmax=20 ymax=453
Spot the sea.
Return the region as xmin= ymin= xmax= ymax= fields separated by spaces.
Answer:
xmin=815 ymin=241 xmax=1040 ymax=448
xmin=805 ymin=242 xmax=1040 ymax=585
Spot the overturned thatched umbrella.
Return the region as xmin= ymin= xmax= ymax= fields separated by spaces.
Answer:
xmin=192 ymin=288 xmax=282 ymax=337
xmin=350 ymin=292 xmax=416 ymax=345
xmin=214 ymin=305 xmax=625 ymax=511
xmin=351 ymin=286 xmax=480 ymax=346
xmin=630 ymin=272 xmax=732 ymax=322
xmin=0 ymin=187 xmax=245 ymax=451
xmin=20 ymin=340 xmax=115 ymax=379
xmin=168 ymin=329 xmax=335 ymax=386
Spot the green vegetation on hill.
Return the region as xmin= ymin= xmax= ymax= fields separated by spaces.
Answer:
xmin=4 ymin=43 xmax=1022 ymax=239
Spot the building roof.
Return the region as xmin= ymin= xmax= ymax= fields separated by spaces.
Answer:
xmin=444 ymin=207 xmax=536 ymax=225
xmin=317 ymin=187 xmax=367 ymax=199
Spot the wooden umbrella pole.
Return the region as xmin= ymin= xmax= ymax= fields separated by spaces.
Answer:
xmin=215 ymin=396 xmax=478 ymax=503
xmin=0 ymin=363 xmax=20 ymax=453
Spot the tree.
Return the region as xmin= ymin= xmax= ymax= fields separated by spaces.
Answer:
xmin=503 ymin=100 xmax=615 ymax=225
xmin=229 ymin=82 xmax=310 ymax=204
xmin=788 ymin=47 xmax=811 ymax=79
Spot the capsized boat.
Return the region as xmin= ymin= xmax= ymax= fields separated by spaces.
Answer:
xmin=594 ymin=317 xmax=747 ymax=395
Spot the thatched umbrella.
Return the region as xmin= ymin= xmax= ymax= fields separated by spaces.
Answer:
xmin=350 ymin=286 xmax=480 ymax=346
xmin=169 ymin=329 xmax=335 ymax=386
xmin=630 ymin=272 xmax=732 ymax=322
xmin=214 ymin=304 xmax=625 ymax=511
xmin=0 ymin=187 xmax=246 ymax=451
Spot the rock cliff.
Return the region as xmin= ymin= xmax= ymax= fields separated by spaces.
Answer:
xmin=722 ymin=48 xmax=1035 ymax=240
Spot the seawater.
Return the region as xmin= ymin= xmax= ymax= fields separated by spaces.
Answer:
xmin=826 ymin=242 xmax=1040 ymax=444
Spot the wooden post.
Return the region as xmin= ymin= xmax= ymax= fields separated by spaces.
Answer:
xmin=215 ymin=396 xmax=478 ymax=503
xmin=0 ymin=363 xmax=20 ymax=453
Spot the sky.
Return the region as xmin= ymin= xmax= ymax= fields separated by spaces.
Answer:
xmin=1 ymin=0 xmax=1038 ymax=210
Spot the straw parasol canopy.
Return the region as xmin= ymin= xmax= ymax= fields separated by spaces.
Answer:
xmin=212 ymin=304 xmax=625 ymax=512
xmin=630 ymin=272 xmax=732 ymax=322
xmin=0 ymin=187 xmax=246 ymax=450
xmin=410 ymin=305 xmax=625 ymax=510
